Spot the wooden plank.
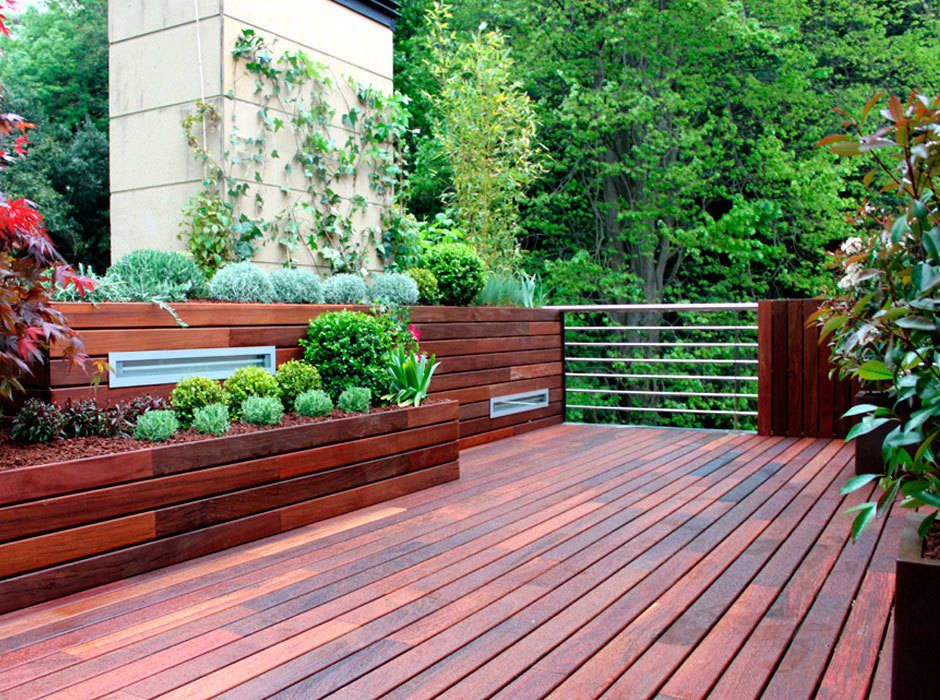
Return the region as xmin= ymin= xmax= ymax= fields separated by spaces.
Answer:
xmin=787 ymin=300 xmax=804 ymax=436
xmin=802 ymin=299 xmax=819 ymax=438
xmin=432 ymin=375 xmax=563 ymax=405
xmin=459 ymin=403 xmax=564 ymax=439
xmin=818 ymin=320 xmax=836 ymax=438
xmin=410 ymin=307 xmax=561 ymax=323
xmin=423 ymin=335 xmax=561 ymax=358
xmin=757 ymin=301 xmax=772 ymax=436
xmin=0 ymin=513 xmax=155 ymax=578
xmin=435 ymin=349 xmax=562 ymax=376
xmin=51 ymin=328 xmax=231 ymax=357
xmin=459 ymin=415 xmax=564 ymax=450
xmin=430 ymin=368 xmax=512 ymax=393
xmin=416 ymin=322 xmax=561 ymax=341
xmin=228 ymin=326 xmax=307 ymax=348
xmin=48 ymin=383 xmax=175 ymax=407
xmin=770 ymin=300 xmax=789 ymax=436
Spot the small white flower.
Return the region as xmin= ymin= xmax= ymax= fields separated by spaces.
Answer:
xmin=841 ymin=237 xmax=864 ymax=255
xmin=838 ymin=262 xmax=863 ymax=289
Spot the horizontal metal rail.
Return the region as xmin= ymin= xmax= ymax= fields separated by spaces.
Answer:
xmin=569 ymin=404 xmax=758 ymax=417
xmin=567 ymin=357 xmax=758 ymax=365
xmin=548 ymin=303 xmax=758 ymax=312
xmin=566 ymin=325 xmax=758 ymax=332
xmin=567 ymin=341 xmax=758 ymax=349
xmin=568 ymin=388 xmax=757 ymax=399
xmin=568 ymin=371 xmax=758 ymax=382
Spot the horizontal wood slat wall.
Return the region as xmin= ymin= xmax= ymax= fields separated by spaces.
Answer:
xmin=34 ymin=304 xmax=565 ymax=448
xmin=0 ymin=402 xmax=460 ymax=614
xmin=757 ymin=299 xmax=854 ymax=438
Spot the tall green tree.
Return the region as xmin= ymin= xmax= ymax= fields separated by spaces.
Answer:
xmin=0 ymin=0 xmax=109 ymax=270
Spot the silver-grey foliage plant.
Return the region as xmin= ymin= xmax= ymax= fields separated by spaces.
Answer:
xmin=208 ymin=261 xmax=275 ymax=303
xmin=270 ymin=267 xmax=325 ymax=304
xmin=370 ymin=273 xmax=420 ymax=305
xmin=322 ymin=274 xmax=368 ymax=304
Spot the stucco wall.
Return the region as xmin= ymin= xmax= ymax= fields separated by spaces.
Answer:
xmin=109 ymin=0 xmax=394 ymax=273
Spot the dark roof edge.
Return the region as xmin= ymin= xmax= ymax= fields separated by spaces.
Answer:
xmin=331 ymin=0 xmax=400 ymax=30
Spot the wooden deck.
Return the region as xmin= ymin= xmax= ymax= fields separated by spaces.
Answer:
xmin=0 ymin=424 xmax=900 ymax=699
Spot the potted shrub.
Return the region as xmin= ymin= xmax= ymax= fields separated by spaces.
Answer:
xmin=813 ymin=92 xmax=939 ymax=699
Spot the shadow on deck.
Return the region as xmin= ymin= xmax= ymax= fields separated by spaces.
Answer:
xmin=0 ymin=424 xmax=898 ymax=699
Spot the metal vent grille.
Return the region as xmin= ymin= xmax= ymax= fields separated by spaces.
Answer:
xmin=108 ymin=346 xmax=276 ymax=388
xmin=490 ymin=389 xmax=550 ymax=419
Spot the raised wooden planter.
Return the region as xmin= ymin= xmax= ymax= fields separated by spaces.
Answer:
xmin=35 ymin=302 xmax=565 ymax=448
xmin=0 ymin=400 xmax=459 ymax=614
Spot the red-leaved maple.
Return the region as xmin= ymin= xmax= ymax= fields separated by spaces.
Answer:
xmin=0 ymin=0 xmax=98 ymax=399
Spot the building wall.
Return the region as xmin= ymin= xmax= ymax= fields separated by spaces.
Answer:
xmin=108 ymin=0 xmax=394 ymax=273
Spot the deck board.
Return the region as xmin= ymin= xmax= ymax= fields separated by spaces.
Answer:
xmin=0 ymin=425 xmax=899 ymax=698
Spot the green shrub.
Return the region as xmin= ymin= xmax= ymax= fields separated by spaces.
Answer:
xmin=107 ymin=249 xmax=208 ymax=300
xmin=134 ymin=410 xmax=180 ymax=442
xmin=322 ymin=274 xmax=368 ymax=304
xmin=12 ymin=399 xmax=65 ymax=443
xmin=275 ymin=360 xmax=322 ymax=409
xmin=338 ymin=386 xmax=371 ymax=413
xmin=370 ymin=273 xmax=419 ymax=305
xmin=192 ymin=403 xmax=231 ymax=435
xmin=270 ymin=267 xmax=324 ymax=304
xmin=423 ymin=243 xmax=486 ymax=306
xmin=207 ymin=261 xmax=275 ymax=302
xmin=299 ymin=310 xmax=395 ymax=398
xmin=294 ymin=389 xmax=333 ymax=417
xmin=224 ymin=365 xmax=281 ymax=417
xmin=241 ymin=395 xmax=284 ymax=425
xmin=406 ymin=268 xmax=440 ymax=305
xmin=170 ymin=376 xmax=228 ymax=427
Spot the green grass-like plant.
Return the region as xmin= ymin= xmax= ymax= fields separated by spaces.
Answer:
xmin=134 ymin=410 xmax=180 ymax=442
xmin=322 ymin=274 xmax=368 ymax=304
xmin=294 ymin=389 xmax=333 ymax=417
xmin=275 ymin=360 xmax=322 ymax=409
xmin=170 ymin=376 xmax=228 ymax=427
xmin=270 ymin=267 xmax=324 ymax=304
xmin=224 ymin=366 xmax=281 ymax=417
xmin=207 ymin=261 xmax=275 ymax=303
xmin=241 ymin=395 xmax=284 ymax=425
xmin=384 ymin=345 xmax=440 ymax=407
xmin=337 ymin=386 xmax=371 ymax=413
xmin=423 ymin=242 xmax=485 ymax=306
xmin=369 ymin=273 xmax=420 ymax=305
xmin=191 ymin=403 xmax=231 ymax=435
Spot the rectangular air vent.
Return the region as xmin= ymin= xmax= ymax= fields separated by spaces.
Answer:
xmin=108 ymin=346 xmax=277 ymax=388
xmin=490 ymin=388 xmax=550 ymax=419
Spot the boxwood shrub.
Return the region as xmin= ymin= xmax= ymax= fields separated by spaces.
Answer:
xmin=423 ymin=243 xmax=485 ymax=306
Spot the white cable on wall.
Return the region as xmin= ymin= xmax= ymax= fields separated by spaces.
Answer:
xmin=193 ymin=0 xmax=208 ymax=173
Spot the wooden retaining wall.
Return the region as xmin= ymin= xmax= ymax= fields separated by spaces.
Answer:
xmin=757 ymin=299 xmax=855 ymax=438
xmin=0 ymin=401 xmax=459 ymax=614
xmin=35 ymin=303 xmax=565 ymax=449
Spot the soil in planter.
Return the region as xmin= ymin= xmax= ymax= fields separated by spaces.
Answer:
xmin=0 ymin=401 xmax=443 ymax=472
xmin=922 ymin=519 xmax=940 ymax=560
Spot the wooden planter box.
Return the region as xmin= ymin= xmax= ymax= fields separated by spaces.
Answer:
xmin=893 ymin=512 xmax=940 ymax=700
xmin=36 ymin=302 xmax=565 ymax=448
xmin=0 ymin=401 xmax=459 ymax=614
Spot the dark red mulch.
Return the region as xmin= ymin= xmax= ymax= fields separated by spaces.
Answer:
xmin=923 ymin=519 xmax=940 ymax=560
xmin=0 ymin=401 xmax=438 ymax=472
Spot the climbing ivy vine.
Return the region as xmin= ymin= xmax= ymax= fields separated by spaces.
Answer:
xmin=180 ymin=29 xmax=411 ymax=276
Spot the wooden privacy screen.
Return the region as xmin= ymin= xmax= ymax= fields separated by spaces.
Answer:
xmin=757 ymin=299 xmax=854 ymax=438
xmin=36 ymin=303 xmax=565 ymax=449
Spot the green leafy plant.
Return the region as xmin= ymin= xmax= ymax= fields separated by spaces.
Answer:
xmin=11 ymin=398 xmax=65 ymax=443
xmin=294 ymin=388 xmax=333 ymax=417
xmin=337 ymin=386 xmax=371 ymax=413
xmin=300 ymin=310 xmax=396 ymax=398
xmin=322 ymin=274 xmax=368 ymax=304
xmin=134 ymin=410 xmax=180 ymax=442
xmin=240 ymin=395 xmax=284 ymax=425
xmin=383 ymin=344 xmax=440 ymax=407
xmin=207 ymin=261 xmax=275 ymax=303
xmin=814 ymin=92 xmax=940 ymax=540
xmin=224 ymin=365 xmax=281 ymax=417
xmin=170 ymin=376 xmax=228 ymax=428
xmin=370 ymin=272 xmax=419 ymax=305
xmin=270 ymin=267 xmax=324 ymax=304
xmin=60 ymin=398 xmax=107 ymax=438
xmin=191 ymin=402 xmax=231 ymax=436
xmin=423 ymin=242 xmax=485 ymax=306
xmin=275 ymin=360 xmax=322 ymax=409
xmin=406 ymin=268 xmax=439 ymax=305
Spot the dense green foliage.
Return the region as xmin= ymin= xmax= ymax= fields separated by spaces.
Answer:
xmin=108 ymin=249 xmax=207 ymax=299
xmin=0 ymin=0 xmax=109 ymax=270
xmin=12 ymin=398 xmax=65 ymax=443
xmin=294 ymin=389 xmax=333 ymax=417
xmin=384 ymin=345 xmax=439 ymax=406
xmin=191 ymin=403 xmax=231 ymax=436
xmin=300 ymin=311 xmax=396 ymax=398
xmin=423 ymin=242 xmax=485 ymax=305
xmin=224 ymin=366 xmax=281 ymax=417
xmin=337 ymin=386 xmax=372 ymax=413
xmin=170 ymin=376 xmax=228 ymax=428
xmin=270 ymin=267 xmax=324 ymax=304
xmin=370 ymin=272 xmax=420 ymax=305
xmin=134 ymin=410 xmax=180 ymax=442
xmin=406 ymin=268 xmax=440 ymax=304
xmin=240 ymin=395 xmax=284 ymax=425
xmin=322 ymin=274 xmax=369 ymax=304
xmin=207 ymin=261 xmax=275 ymax=303
xmin=275 ymin=360 xmax=322 ymax=409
